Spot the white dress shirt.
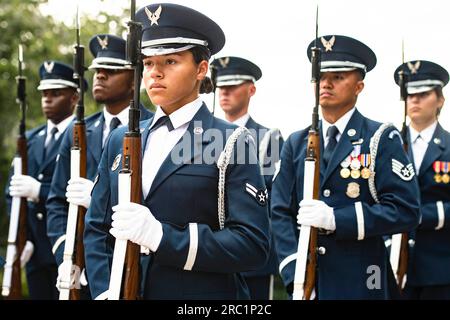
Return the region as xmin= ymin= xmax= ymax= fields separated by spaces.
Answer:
xmin=142 ymin=97 xmax=203 ymax=198
xmin=46 ymin=115 xmax=74 ymax=147
xmin=231 ymin=113 xmax=250 ymax=127
xmin=409 ymin=121 xmax=437 ymax=172
xmin=321 ymin=107 xmax=356 ymax=148
xmin=102 ymin=106 xmax=130 ymax=147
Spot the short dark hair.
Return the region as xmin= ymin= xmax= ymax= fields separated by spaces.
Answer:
xmin=190 ymin=46 xmax=214 ymax=94
xmin=434 ymin=86 xmax=445 ymax=117
xmin=357 ymin=69 xmax=365 ymax=80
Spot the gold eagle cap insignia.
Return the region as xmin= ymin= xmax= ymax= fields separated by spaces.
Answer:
xmin=407 ymin=61 xmax=421 ymax=74
xmin=145 ymin=5 xmax=162 ymax=26
xmin=97 ymin=35 xmax=108 ymax=50
xmin=219 ymin=57 xmax=230 ymax=68
xmin=44 ymin=61 xmax=55 ymax=73
xmin=321 ymin=35 xmax=336 ymax=52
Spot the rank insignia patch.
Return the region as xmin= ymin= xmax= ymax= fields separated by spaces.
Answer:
xmin=392 ymin=159 xmax=415 ymax=181
xmin=245 ymin=183 xmax=268 ymax=206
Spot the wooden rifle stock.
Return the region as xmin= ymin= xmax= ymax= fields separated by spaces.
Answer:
xmin=121 ymin=135 xmax=142 ymax=299
xmin=2 ymin=45 xmax=27 ymax=299
xmin=108 ymin=0 xmax=142 ymax=299
xmin=293 ymin=6 xmax=321 ymax=300
xmin=70 ymin=123 xmax=87 ymax=300
xmin=6 ymin=138 xmax=28 ymax=300
xmin=391 ymin=62 xmax=409 ymax=292
xmin=59 ymin=8 xmax=87 ymax=299
xmin=303 ymin=132 xmax=320 ymax=299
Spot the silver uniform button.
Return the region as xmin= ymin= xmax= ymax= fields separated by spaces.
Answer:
xmin=36 ymin=213 xmax=44 ymax=220
xmin=38 ymin=173 xmax=44 ymax=180
xmin=323 ymin=189 xmax=331 ymax=197
xmin=317 ymin=246 xmax=326 ymax=255
xmin=408 ymin=239 xmax=415 ymax=247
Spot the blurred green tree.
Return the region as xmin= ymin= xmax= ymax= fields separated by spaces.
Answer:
xmin=0 ymin=0 xmax=154 ymax=250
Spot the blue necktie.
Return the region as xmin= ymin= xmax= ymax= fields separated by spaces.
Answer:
xmin=150 ymin=115 xmax=174 ymax=133
xmin=323 ymin=125 xmax=339 ymax=167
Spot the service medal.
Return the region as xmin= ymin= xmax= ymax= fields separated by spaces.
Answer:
xmin=443 ymin=174 xmax=450 ymax=184
xmin=340 ymin=168 xmax=351 ymax=179
xmin=433 ymin=161 xmax=442 ymax=183
xmin=361 ymin=167 xmax=371 ymax=179
xmin=351 ymin=169 xmax=361 ymax=179
xmin=340 ymin=156 xmax=351 ymax=168
xmin=350 ymin=158 xmax=361 ymax=170
xmin=351 ymin=144 xmax=361 ymax=158
xmin=442 ymin=162 xmax=449 ymax=184
xmin=346 ymin=182 xmax=360 ymax=198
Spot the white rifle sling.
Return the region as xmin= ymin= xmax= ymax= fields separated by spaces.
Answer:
xmin=258 ymin=128 xmax=281 ymax=175
xmin=217 ymin=127 xmax=250 ymax=230
xmin=59 ymin=149 xmax=81 ymax=300
xmin=368 ymin=122 xmax=393 ymax=204
xmin=2 ymin=157 xmax=22 ymax=297
xmin=108 ymin=172 xmax=131 ymax=300
xmin=369 ymin=123 xmax=406 ymax=280
xmin=293 ymin=159 xmax=316 ymax=300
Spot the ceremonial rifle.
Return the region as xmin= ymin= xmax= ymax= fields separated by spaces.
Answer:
xmin=59 ymin=7 xmax=87 ymax=300
xmin=2 ymin=44 xmax=28 ymax=299
xmin=108 ymin=0 xmax=142 ymax=300
xmin=390 ymin=40 xmax=409 ymax=292
xmin=292 ymin=6 xmax=321 ymax=300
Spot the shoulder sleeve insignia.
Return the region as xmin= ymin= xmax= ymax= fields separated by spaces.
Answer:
xmin=111 ymin=154 xmax=122 ymax=171
xmin=388 ymin=130 xmax=403 ymax=143
xmin=392 ymin=159 xmax=415 ymax=181
xmin=245 ymin=182 xmax=268 ymax=206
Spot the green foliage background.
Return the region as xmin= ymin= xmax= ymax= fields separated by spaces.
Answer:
xmin=0 ymin=0 xmax=154 ymax=247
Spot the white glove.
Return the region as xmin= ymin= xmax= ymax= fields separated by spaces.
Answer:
xmin=65 ymin=177 xmax=94 ymax=209
xmin=297 ymin=199 xmax=336 ymax=231
xmin=9 ymin=174 xmax=41 ymax=202
xmin=110 ymin=202 xmax=163 ymax=252
xmin=56 ymin=260 xmax=81 ymax=291
xmin=20 ymin=241 xmax=34 ymax=267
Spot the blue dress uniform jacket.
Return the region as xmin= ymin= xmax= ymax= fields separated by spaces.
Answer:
xmin=5 ymin=124 xmax=61 ymax=298
xmin=272 ymin=109 xmax=420 ymax=299
xmin=46 ymin=105 xmax=153 ymax=264
xmin=243 ymin=117 xmax=284 ymax=278
xmin=406 ymin=123 xmax=450 ymax=286
xmin=84 ymin=104 xmax=270 ymax=299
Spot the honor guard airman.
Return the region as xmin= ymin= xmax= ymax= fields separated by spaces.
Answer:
xmin=271 ymin=35 xmax=421 ymax=299
xmin=6 ymin=61 xmax=83 ymax=299
xmin=393 ymin=60 xmax=450 ymax=299
xmin=84 ymin=3 xmax=270 ymax=300
xmin=46 ymin=34 xmax=153 ymax=296
xmin=211 ymin=56 xmax=284 ymax=299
